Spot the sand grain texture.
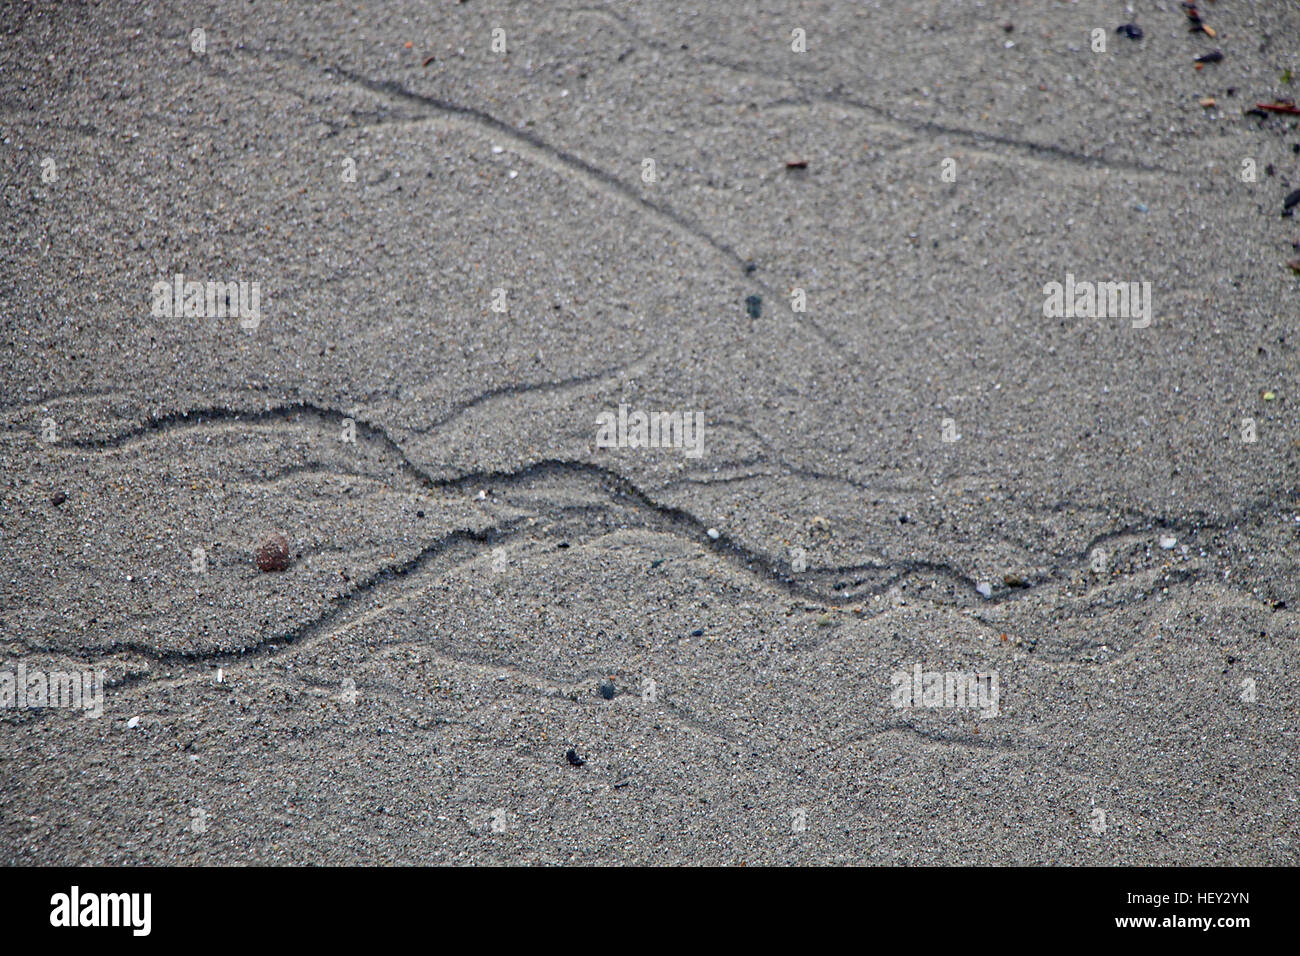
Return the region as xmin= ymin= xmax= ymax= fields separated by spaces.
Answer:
xmin=1 ymin=0 xmax=1298 ymax=864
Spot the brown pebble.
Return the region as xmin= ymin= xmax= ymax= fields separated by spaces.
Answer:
xmin=255 ymin=532 xmax=290 ymax=572
xmin=51 ymin=491 xmax=67 ymax=506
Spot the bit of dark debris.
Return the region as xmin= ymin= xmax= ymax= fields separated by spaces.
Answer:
xmin=1195 ymin=50 xmax=1223 ymax=64
xmin=1116 ymin=24 xmax=1143 ymax=41
xmin=50 ymin=491 xmax=66 ymax=506
xmin=1182 ymin=3 xmax=1206 ymax=31
xmin=785 ymin=159 xmax=808 ymax=170
xmin=255 ymin=532 xmax=290 ymax=572
xmin=1283 ymin=189 xmax=1300 ymax=213
xmin=745 ymin=294 xmax=763 ymax=318
xmin=744 ymin=261 xmax=757 ymax=274
xmin=415 ymin=510 xmax=424 ymax=518
xmin=1003 ymin=574 xmax=1030 ymax=588
xmin=565 ymin=748 xmax=585 ymax=767
xmin=690 ymin=628 xmax=704 ymax=637
xmin=598 ymin=680 xmax=616 ymax=700
xmin=1257 ymin=100 xmax=1300 ymax=115
xmin=1002 ymin=23 xmax=1014 ymax=34
xmin=556 ymin=541 xmax=570 ymax=549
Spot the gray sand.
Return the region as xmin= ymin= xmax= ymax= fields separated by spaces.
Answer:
xmin=1 ymin=0 xmax=1298 ymax=864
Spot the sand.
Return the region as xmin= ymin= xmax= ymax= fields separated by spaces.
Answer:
xmin=1 ymin=0 xmax=1297 ymax=864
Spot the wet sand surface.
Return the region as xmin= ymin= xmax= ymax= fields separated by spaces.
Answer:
xmin=2 ymin=1 xmax=1298 ymax=863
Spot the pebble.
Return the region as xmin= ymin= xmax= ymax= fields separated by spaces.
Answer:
xmin=255 ymin=532 xmax=290 ymax=572
xmin=50 ymin=491 xmax=67 ymax=506
xmin=976 ymin=582 xmax=993 ymax=598
xmin=1116 ymin=23 xmax=1144 ymax=40
xmin=126 ymin=716 xmax=140 ymax=729
xmin=706 ymin=527 xmax=720 ymax=539
xmin=565 ymin=748 xmax=585 ymax=767
xmin=598 ymin=680 xmax=616 ymax=700
xmin=1159 ymin=535 xmax=1177 ymax=550
xmin=745 ymin=294 xmax=762 ymax=319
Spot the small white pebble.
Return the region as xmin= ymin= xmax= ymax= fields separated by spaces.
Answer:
xmin=976 ymin=582 xmax=993 ymax=599
xmin=490 ymin=145 xmax=504 ymax=154
xmin=1159 ymin=535 xmax=1177 ymax=550
xmin=706 ymin=528 xmax=720 ymax=540
xmin=126 ymin=716 xmax=139 ymax=729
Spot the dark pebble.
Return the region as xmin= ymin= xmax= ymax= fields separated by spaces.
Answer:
xmin=1194 ymin=50 xmax=1223 ymax=63
xmin=690 ymin=628 xmax=704 ymax=637
xmin=416 ymin=510 xmax=424 ymax=518
xmin=1284 ymin=189 xmax=1300 ymax=212
xmin=50 ymin=491 xmax=67 ymax=506
xmin=744 ymin=261 xmax=757 ymax=274
xmin=255 ymin=532 xmax=290 ymax=572
xmin=745 ymin=294 xmax=762 ymax=318
xmin=598 ymin=680 xmax=616 ymax=700
xmin=565 ymin=748 xmax=585 ymax=767
xmin=1116 ymin=23 xmax=1143 ymax=40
